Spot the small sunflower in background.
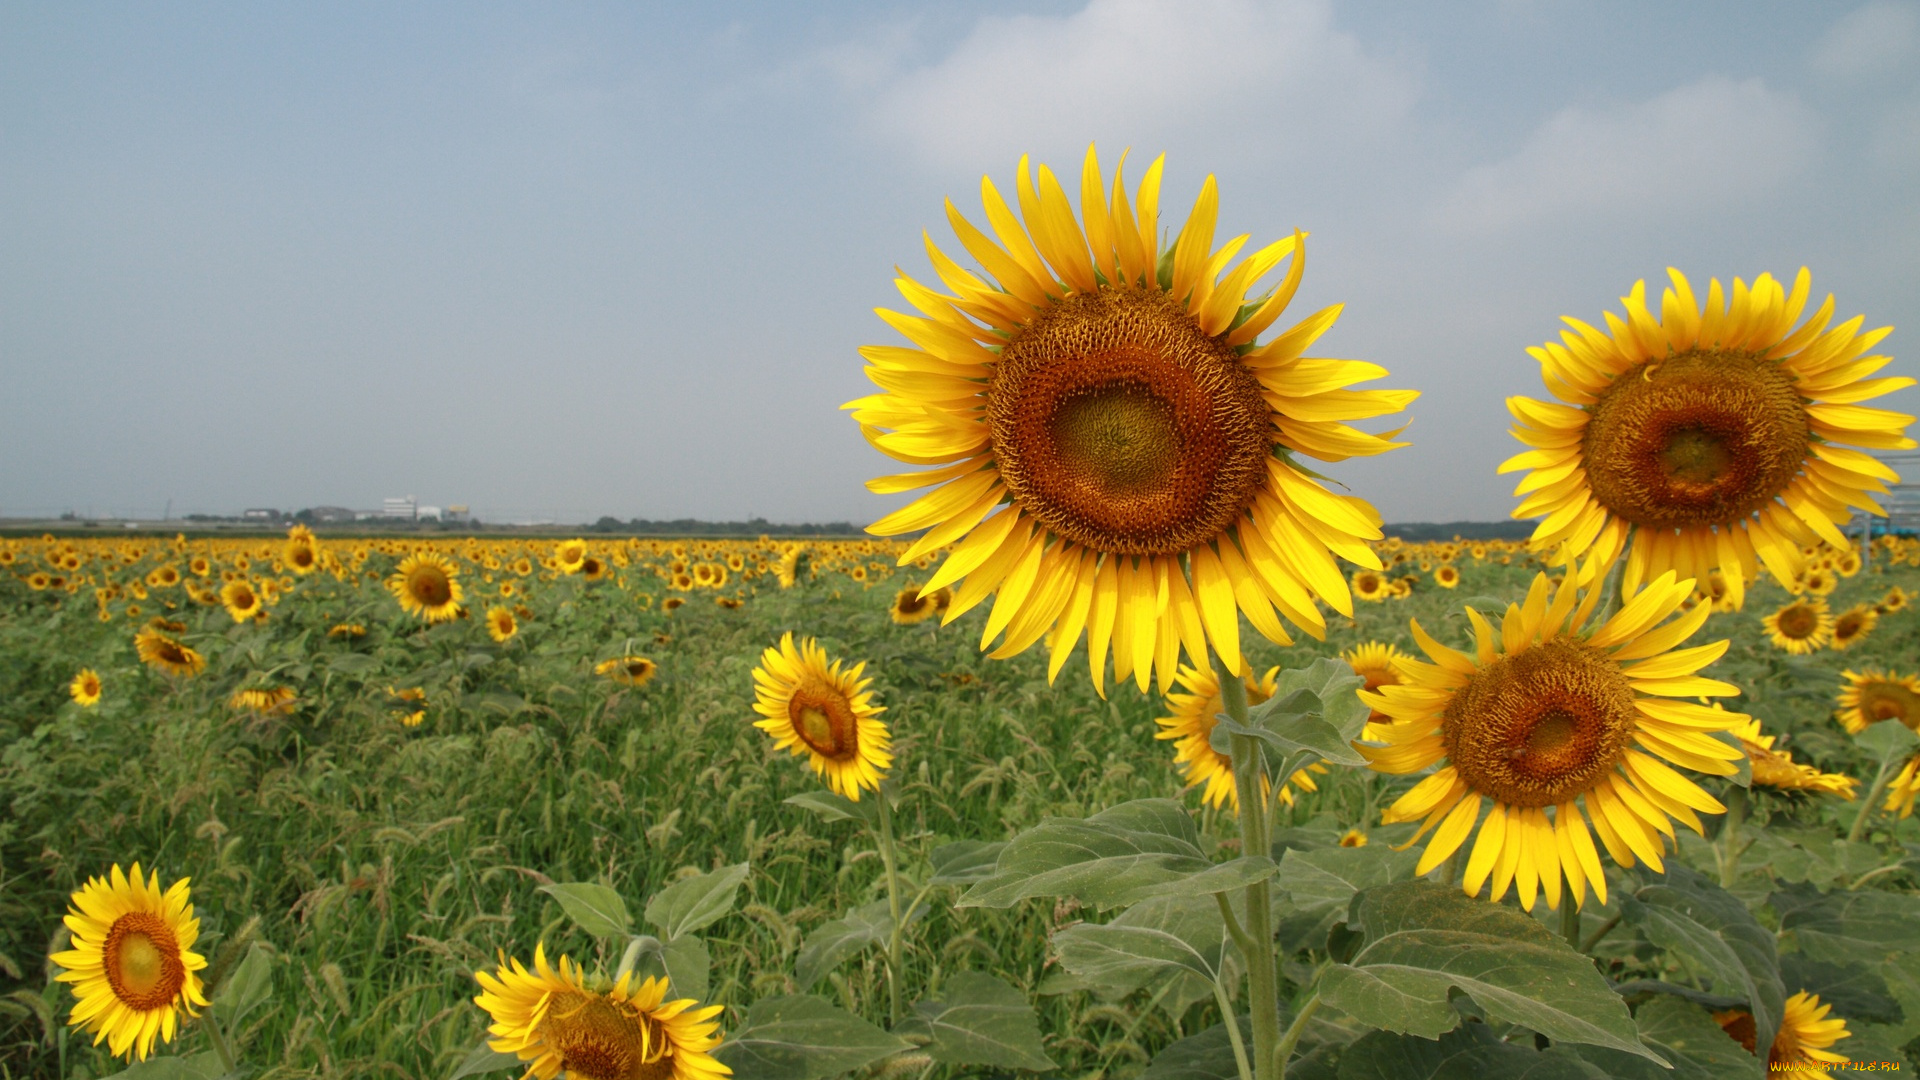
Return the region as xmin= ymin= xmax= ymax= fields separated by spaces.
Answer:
xmin=229 ymin=686 xmax=296 ymax=716
xmin=283 ymin=524 xmax=321 ymax=575
xmin=1342 ymin=641 xmax=1412 ymax=737
xmin=889 ymin=584 xmax=939 ymax=625
xmin=1733 ymin=718 xmax=1857 ymax=798
xmin=1834 ymin=549 xmax=1863 ymax=577
xmin=1362 ymin=570 xmax=1744 ymax=912
xmin=1885 ymin=754 xmax=1920 ymax=819
xmin=387 ymin=552 xmax=463 ymax=622
xmin=1433 ymin=564 xmax=1460 ymax=589
xmin=1716 ymin=991 xmax=1850 ymax=1076
xmin=1352 ymin=570 xmax=1391 ymax=602
xmin=1828 ymin=604 xmax=1877 ymax=651
xmin=70 ymin=669 xmax=102 ymax=706
xmin=751 ymin=633 xmax=890 ymax=801
xmin=1339 ymin=829 xmax=1368 ymax=847
xmin=485 ymin=606 xmax=517 ymax=643
xmin=595 ymin=656 xmax=658 ymax=688
xmin=1763 ymin=598 xmax=1834 ymax=654
xmin=134 ymin=625 xmax=204 ymax=678
xmin=1835 ymin=668 xmax=1920 ymax=733
xmin=1800 ymin=567 xmax=1838 ymax=597
xmin=553 ymin=539 xmax=588 ymax=575
xmin=1501 ymin=268 xmax=1914 ymax=609
xmin=1877 ymin=585 xmax=1910 ymax=614
xmin=1154 ymin=664 xmax=1326 ymax=812
xmin=327 ymin=623 xmax=366 ymax=639
xmin=50 ymin=863 xmax=209 ymax=1062
xmin=474 ymin=946 xmax=731 ymax=1080
xmin=219 ymin=579 xmax=263 ymax=623
xmin=661 ymin=596 xmax=686 ymax=614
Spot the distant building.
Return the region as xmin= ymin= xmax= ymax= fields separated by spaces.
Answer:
xmin=445 ymin=504 xmax=470 ymax=523
xmin=309 ymin=506 xmax=356 ymax=523
xmin=242 ymin=508 xmax=281 ymax=521
xmin=417 ymin=506 xmax=443 ymax=522
xmin=382 ymin=496 xmax=417 ymax=520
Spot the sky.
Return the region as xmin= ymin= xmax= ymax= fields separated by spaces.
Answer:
xmin=3 ymin=0 xmax=1917 ymax=525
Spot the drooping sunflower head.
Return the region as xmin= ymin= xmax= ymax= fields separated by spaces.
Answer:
xmin=229 ymin=687 xmax=296 ymax=716
xmin=1764 ymin=598 xmax=1834 ymax=654
xmin=595 ymin=656 xmax=657 ymax=688
xmin=1717 ymin=990 xmax=1850 ymax=1075
xmin=71 ymin=668 xmax=103 ymax=706
xmin=388 ymin=552 xmax=463 ymax=622
xmin=328 ymin=622 xmax=366 ymax=639
xmin=1828 ymin=604 xmax=1877 ymax=651
xmin=1733 ymin=718 xmax=1858 ymax=798
xmin=486 ymin=606 xmax=518 ymax=643
xmin=848 ymin=147 xmax=1415 ymax=694
xmin=890 ymin=584 xmax=939 ymax=625
xmin=1153 ymin=663 xmax=1326 ymax=812
xmin=50 ymin=863 xmax=209 ymax=1062
xmin=1835 ymin=668 xmax=1920 ymax=734
xmin=751 ymin=632 xmax=891 ymax=801
xmin=1501 ymin=269 xmax=1914 ymax=610
xmin=134 ymin=627 xmax=204 ymax=678
xmin=473 ymin=946 xmax=731 ymax=1080
xmin=1363 ymin=570 xmax=1746 ymax=911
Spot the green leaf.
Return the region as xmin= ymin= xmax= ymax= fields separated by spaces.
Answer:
xmin=326 ymin=652 xmax=381 ymax=675
xmin=538 ymin=882 xmax=632 ymax=938
xmin=897 ymin=971 xmax=1054 ymax=1071
xmin=714 ymin=994 xmax=912 ymax=1080
xmin=1857 ymin=719 xmax=1920 ymax=762
xmin=645 ymin=862 xmax=750 ymax=939
xmin=1139 ymin=1017 xmax=1253 ymax=1080
xmin=663 ymin=934 xmax=711 ymax=1003
xmin=1210 ymin=658 xmax=1369 ymax=768
xmin=1274 ymin=844 xmax=1422 ymax=952
xmin=1558 ymin=996 xmax=1758 ymax=1080
xmin=1778 ymin=955 xmax=1903 ymax=1026
xmin=1051 ymin=892 xmax=1230 ymax=1015
xmin=447 ymin=1040 xmax=523 ymax=1078
xmin=929 ymin=840 xmax=1005 ymax=885
xmin=1773 ymin=884 xmax=1920 ymax=964
xmin=959 ymin=799 xmax=1271 ymax=910
xmin=783 ymin=789 xmax=877 ymax=825
xmin=100 ymin=1053 xmax=228 ymax=1080
xmin=211 ymin=942 xmax=274 ymax=1030
xmin=1335 ymin=1024 xmax=1610 ymax=1080
xmin=793 ymin=898 xmax=926 ymax=991
xmin=1623 ymin=865 xmax=1783 ymax=1059
xmin=1320 ymin=880 xmax=1660 ymax=1061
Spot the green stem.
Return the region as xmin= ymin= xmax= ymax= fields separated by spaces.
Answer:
xmin=1560 ymin=898 xmax=1581 ymax=951
xmin=1273 ymin=992 xmax=1322 ymax=1079
xmin=1848 ymin=755 xmax=1900 ymax=844
xmin=1581 ymin=911 xmax=1624 ymax=953
xmin=1718 ymin=786 xmax=1748 ymax=888
xmin=874 ymin=787 xmax=907 ymax=1025
xmin=1215 ymin=891 xmax=1256 ymax=960
xmin=1211 ymin=974 xmax=1256 ymax=1080
xmin=201 ymin=1010 xmax=239 ymax=1077
xmin=1216 ymin=652 xmax=1280 ymax=1080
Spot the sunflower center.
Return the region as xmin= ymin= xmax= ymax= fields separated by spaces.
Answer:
xmin=1582 ymin=349 xmax=1808 ymax=529
xmin=1862 ymin=684 xmax=1919 ymax=726
xmin=989 ymin=286 xmax=1270 ymax=555
xmin=408 ymin=567 xmax=452 ymax=606
xmin=1443 ymin=637 xmax=1637 ymax=807
xmin=103 ymin=913 xmax=185 ymax=1010
xmin=789 ymin=682 xmax=860 ymax=760
xmin=1776 ymin=604 xmax=1819 ymax=639
xmin=539 ymin=991 xmax=671 ymax=1080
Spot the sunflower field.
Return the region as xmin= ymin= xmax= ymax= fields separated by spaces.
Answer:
xmin=8 ymin=148 xmax=1920 ymax=1080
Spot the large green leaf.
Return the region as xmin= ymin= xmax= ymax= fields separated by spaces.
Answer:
xmin=793 ymin=898 xmax=926 ymax=991
xmin=538 ymin=882 xmax=632 ymax=939
xmin=1209 ymin=659 xmax=1369 ymax=768
xmin=897 ymin=971 xmax=1054 ymax=1071
xmin=1320 ymin=880 xmax=1659 ymax=1061
xmin=929 ymin=840 xmax=1006 ymax=885
xmin=211 ymin=942 xmax=274 ymax=1030
xmin=1623 ymin=865 xmax=1782 ymax=1059
xmin=645 ymin=863 xmax=750 ymax=939
xmin=958 ymin=799 xmax=1273 ymax=910
xmin=1139 ymin=1016 xmax=1254 ymax=1080
xmin=1275 ymin=844 xmax=1422 ymax=951
xmin=714 ymin=994 xmax=911 ymax=1080
xmin=663 ymin=934 xmax=710 ymax=1003
xmin=783 ymin=789 xmax=877 ymax=825
xmin=447 ymin=1040 xmax=523 ymax=1078
xmin=1772 ymin=884 xmax=1920 ymax=964
xmin=1335 ymin=1024 xmax=1609 ymax=1080
xmin=1052 ymin=892 xmax=1230 ymax=1008
xmin=1559 ymin=996 xmax=1759 ymax=1080
xmin=1778 ymin=955 xmax=1903 ymax=1026
xmin=1856 ymin=719 xmax=1920 ymax=761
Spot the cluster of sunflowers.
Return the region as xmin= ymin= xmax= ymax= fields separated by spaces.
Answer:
xmin=33 ymin=147 xmax=1920 ymax=1078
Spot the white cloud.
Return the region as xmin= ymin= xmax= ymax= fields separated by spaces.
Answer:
xmin=858 ymin=0 xmax=1419 ymax=170
xmin=1810 ymin=1 xmax=1919 ymax=81
xmin=1435 ymin=76 xmax=1819 ymax=232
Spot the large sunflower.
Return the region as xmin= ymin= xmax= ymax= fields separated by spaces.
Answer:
xmin=50 ymin=863 xmax=209 ymax=1062
xmin=1154 ymin=664 xmax=1327 ymax=811
xmin=1500 ymin=269 xmax=1914 ymax=608
xmin=1362 ymin=570 xmax=1745 ymax=911
xmin=1717 ymin=990 xmax=1850 ymax=1075
xmin=751 ymin=632 xmax=891 ymax=801
xmin=474 ymin=945 xmax=730 ymax=1080
xmin=847 ymin=147 xmax=1414 ymax=694
xmin=1835 ymin=668 xmax=1920 ymax=733
xmin=387 ymin=552 xmax=463 ymax=622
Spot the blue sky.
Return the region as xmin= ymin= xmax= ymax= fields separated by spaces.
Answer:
xmin=3 ymin=1 xmax=1916 ymax=524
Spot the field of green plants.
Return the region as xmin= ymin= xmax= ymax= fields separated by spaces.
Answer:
xmin=2 ymin=533 xmax=1917 ymax=1079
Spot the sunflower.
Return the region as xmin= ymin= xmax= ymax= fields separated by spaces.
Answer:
xmin=1835 ymin=668 xmax=1920 ymax=733
xmin=890 ymin=584 xmax=940 ymax=625
xmin=1801 ymin=567 xmax=1838 ymax=596
xmin=486 ymin=606 xmax=518 ymax=643
xmin=1834 ymin=549 xmax=1863 ymax=577
xmin=229 ymin=687 xmax=296 ymax=715
xmin=751 ymin=632 xmax=891 ymax=801
xmin=70 ymin=669 xmax=103 ymax=706
xmin=848 ymin=147 xmax=1413 ymax=695
xmin=1829 ymin=604 xmax=1877 ymax=650
xmin=1500 ymin=269 xmax=1914 ymax=609
xmin=1716 ymin=991 xmax=1850 ymax=1075
xmin=474 ymin=945 xmax=730 ymax=1080
xmin=1886 ymin=754 xmax=1920 ymax=819
xmin=662 ymin=596 xmax=686 ymax=613
xmin=554 ymin=539 xmax=588 ymax=575
xmin=1878 ymin=586 xmax=1910 ymax=613
xmin=134 ymin=626 xmax=204 ymax=677
xmin=328 ymin=623 xmax=366 ymax=639
xmin=1764 ymin=598 xmax=1834 ymax=654
xmin=1343 ymin=641 xmax=1412 ymax=737
xmin=1733 ymin=718 xmax=1857 ymax=797
xmin=1154 ymin=663 xmax=1328 ymax=812
xmin=1433 ymin=565 xmax=1460 ymax=589
xmin=1339 ymin=829 xmax=1368 ymax=847
xmin=50 ymin=864 xmax=209 ymax=1062
xmin=388 ymin=552 xmax=463 ymax=622
xmin=1352 ymin=570 xmax=1391 ymax=603
xmin=596 ymin=656 xmax=658 ymax=688
xmin=219 ymin=579 xmax=263 ymax=623
xmin=283 ymin=525 xmax=320 ymax=575
xmin=1362 ymin=570 xmax=1745 ymax=911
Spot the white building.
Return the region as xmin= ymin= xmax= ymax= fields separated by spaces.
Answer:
xmin=382 ymin=496 xmax=417 ymax=520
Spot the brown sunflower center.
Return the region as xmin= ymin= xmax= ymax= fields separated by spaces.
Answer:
xmin=103 ymin=912 xmax=185 ymax=1011
xmin=1833 ymin=612 xmax=1867 ymax=639
xmin=538 ymin=991 xmax=672 ymax=1080
xmin=988 ymin=286 xmax=1270 ymax=555
xmin=1775 ymin=603 xmax=1820 ymax=640
xmin=1861 ymin=683 xmax=1919 ymax=726
xmin=895 ymin=592 xmax=930 ymax=615
xmin=1443 ymin=637 xmax=1637 ymax=807
xmin=788 ymin=681 xmax=860 ymax=760
xmin=407 ymin=566 xmax=452 ymax=606
xmin=290 ymin=546 xmax=315 ymax=568
xmin=1582 ymin=349 xmax=1809 ymax=529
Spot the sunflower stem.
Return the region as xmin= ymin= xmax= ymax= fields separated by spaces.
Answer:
xmin=1211 ymin=970 xmax=1257 ymax=1080
xmin=1580 ymin=911 xmax=1625 ymax=953
xmin=201 ymin=1008 xmax=239 ymax=1076
xmin=1717 ymin=785 xmax=1748 ymax=887
xmin=1273 ymin=991 xmax=1322 ymax=1079
xmin=1216 ymin=651 xmax=1281 ymax=1080
xmin=1847 ymin=755 xmax=1900 ymax=844
xmin=874 ymin=786 xmax=907 ymax=1026
xmin=1559 ymin=896 xmax=1581 ymax=950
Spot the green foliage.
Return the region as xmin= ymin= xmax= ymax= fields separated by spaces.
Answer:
xmin=897 ymin=971 xmax=1056 ymax=1070
xmin=713 ymin=994 xmax=910 ymax=1080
